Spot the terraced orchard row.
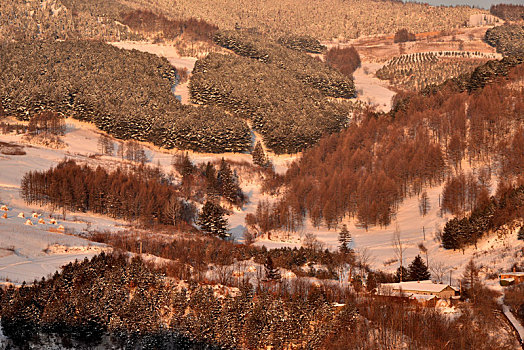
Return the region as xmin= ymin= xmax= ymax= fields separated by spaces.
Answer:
xmin=376 ymin=51 xmax=497 ymax=91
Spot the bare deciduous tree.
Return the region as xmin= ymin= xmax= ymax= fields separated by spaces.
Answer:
xmin=355 ymin=247 xmax=373 ymax=280
xmin=164 ymin=195 xmax=183 ymax=227
xmin=392 ymin=224 xmax=406 ymax=282
xmin=430 ymin=260 xmax=448 ymax=283
xmin=419 ymin=191 xmax=430 ymax=216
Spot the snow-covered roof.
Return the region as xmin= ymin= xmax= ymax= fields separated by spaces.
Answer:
xmin=380 ymin=281 xmax=453 ymax=293
xmin=500 ymin=272 xmax=524 ymax=277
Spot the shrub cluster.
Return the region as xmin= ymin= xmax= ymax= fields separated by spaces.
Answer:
xmin=0 ymin=40 xmax=251 ymax=153
xmin=277 ymin=35 xmax=326 ymax=53
xmin=190 ymin=53 xmax=352 ymax=154
xmin=213 ymin=30 xmax=356 ymax=98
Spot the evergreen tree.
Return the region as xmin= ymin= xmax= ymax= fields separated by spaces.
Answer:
xmin=461 ymin=259 xmax=481 ymax=302
xmin=518 ymin=226 xmax=524 ymax=240
xmin=252 ymin=141 xmax=270 ymax=167
xmin=264 ymin=255 xmax=281 ymax=282
xmin=217 ymin=158 xmax=243 ymax=205
xmin=408 ymin=255 xmax=431 ymax=281
xmin=197 ymin=201 xmax=229 ymax=239
xmin=338 ymin=224 xmax=352 ymax=253
xmin=204 ymin=162 xmax=219 ymax=198
xmin=173 ymin=152 xmax=195 ymax=177
xmin=442 ymin=217 xmax=469 ymax=250
xmin=366 ymin=272 xmax=377 ymax=293
xmin=395 ymin=266 xmax=410 ymax=282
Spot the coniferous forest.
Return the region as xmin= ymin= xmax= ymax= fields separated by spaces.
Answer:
xmin=0 ymin=41 xmax=251 ymax=153
xmin=190 ymin=53 xmax=353 ymax=154
xmin=442 ymin=185 xmax=524 ymax=251
xmin=1 ymin=0 xmax=524 ymax=348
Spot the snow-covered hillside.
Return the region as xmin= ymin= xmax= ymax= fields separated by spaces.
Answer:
xmin=0 ymin=40 xmax=521 ymax=288
xmin=2 ymin=115 xmax=521 ymax=288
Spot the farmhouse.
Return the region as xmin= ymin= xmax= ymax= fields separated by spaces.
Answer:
xmin=499 ymin=271 xmax=524 ymax=286
xmin=378 ymin=280 xmax=458 ymax=299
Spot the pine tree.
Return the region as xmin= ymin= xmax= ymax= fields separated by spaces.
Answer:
xmin=395 ymin=266 xmax=410 ymax=282
xmin=338 ymin=224 xmax=352 ymax=253
xmin=217 ymin=158 xmax=242 ymax=205
xmin=197 ymin=201 xmax=229 ymax=239
xmin=264 ymin=255 xmax=281 ymax=282
xmin=408 ymin=255 xmax=431 ymax=281
xmin=252 ymin=141 xmax=270 ymax=167
xmin=204 ymin=162 xmax=219 ymax=198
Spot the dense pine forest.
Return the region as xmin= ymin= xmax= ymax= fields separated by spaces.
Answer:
xmin=490 ymin=4 xmax=524 ymax=21
xmin=2 ymin=0 xmax=484 ymax=42
xmin=0 ymin=0 xmax=134 ymax=42
xmin=1 ymin=0 xmax=524 ymax=348
xmin=442 ymin=184 xmax=524 ymax=251
xmin=212 ymin=30 xmax=356 ymax=98
xmin=0 ymin=41 xmax=251 ymax=153
xmin=485 ymin=24 xmax=524 ymax=57
xmin=190 ymin=53 xmax=354 ymax=154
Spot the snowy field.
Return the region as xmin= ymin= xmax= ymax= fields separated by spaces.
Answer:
xmin=352 ymin=63 xmax=396 ymax=112
xmin=0 ymin=117 xmax=298 ymax=284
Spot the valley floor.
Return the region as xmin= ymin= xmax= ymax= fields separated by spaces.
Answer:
xmin=1 ymin=34 xmax=522 ymax=289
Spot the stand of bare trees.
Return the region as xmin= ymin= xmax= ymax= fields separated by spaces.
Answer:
xmin=20 ymin=160 xmax=195 ymax=227
xmin=269 ymin=61 xmax=524 ymax=230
